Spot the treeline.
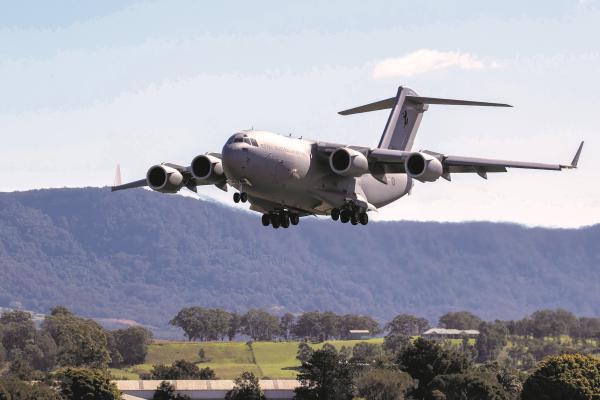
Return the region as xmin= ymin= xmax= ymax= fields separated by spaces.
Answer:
xmin=291 ymin=335 xmax=600 ymax=400
xmin=170 ymin=308 xmax=380 ymax=342
xmin=0 ymin=306 xmax=152 ymax=379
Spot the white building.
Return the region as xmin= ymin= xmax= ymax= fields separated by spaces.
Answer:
xmin=422 ymin=328 xmax=480 ymax=340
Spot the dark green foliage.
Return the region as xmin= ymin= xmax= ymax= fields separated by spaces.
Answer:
xmin=240 ymin=310 xmax=280 ymax=341
xmin=152 ymin=381 xmax=191 ymax=400
xmin=53 ymin=367 xmax=121 ymax=400
xmin=3 ymin=188 xmax=599 ymax=336
xmin=42 ymin=308 xmax=111 ymax=368
xmin=0 ymin=311 xmax=36 ymax=355
xmin=0 ymin=380 xmax=61 ymax=400
xmin=355 ymin=368 xmax=415 ymax=400
xmin=295 ymin=348 xmax=355 ymax=400
xmin=522 ymin=353 xmax=600 ymax=400
xmin=383 ymin=334 xmax=410 ymax=356
xmin=527 ymin=309 xmax=579 ymax=338
xmin=279 ymin=313 xmax=295 ymax=340
xmin=225 ymin=371 xmax=266 ymax=400
xmin=296 ymin=342 xmax=313 ymax=364
xmin=397 ymin=338 xmax=471 ymax=399
xmin=351 ymin=342 xmax=383 ymax=364
xmin=170 ymin=307 xmax=233 ymax=341
xmin=476 ymin=321 xmax=508 ymax=362
xmin=426 ymin=372 xmax=509 ymax=400
xmin=109 ymin=326 xmax=152 ymax=366
xmin=386 ymin=314 xmax=430 ymax=337
xmin=150 ymin=360 xmax=216 ymax=380
xmin=336 ymin=314 xmax=381 ymax=340
xmin=439 ymin=311 xmax=482 ymax=330
xmin=228 ymin=313 xmax=242 ymax=342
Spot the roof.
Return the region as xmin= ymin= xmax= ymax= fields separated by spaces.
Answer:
xmin=423 ymin=328 xmax=479 ymax=335
xmin=348 ymin=330 xmax=370 ymax=333
xmin=115 ymin=380 xmax=301 ymax=391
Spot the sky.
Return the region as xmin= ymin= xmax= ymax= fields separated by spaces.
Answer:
xmin=1 ymin=0 xmax=598 ymax=227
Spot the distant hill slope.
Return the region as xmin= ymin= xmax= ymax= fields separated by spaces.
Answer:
xmin=0 ymin=188 xmax=598 ymax=337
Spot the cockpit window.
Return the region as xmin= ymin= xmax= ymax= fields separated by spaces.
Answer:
xmin=233 ymin=138 xmax=244 ymax=143
xmin=243 ymin=138 xmax=252 ymax=145
xmin=250 ymin=139 xmax=258 ymax=147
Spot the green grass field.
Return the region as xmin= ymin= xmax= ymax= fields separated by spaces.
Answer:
xmin=110 ymin=338 xmax=384 ymax=380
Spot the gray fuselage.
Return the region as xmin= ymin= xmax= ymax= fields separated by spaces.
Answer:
xmin=221 ymin=130 xmax=411 ymax=215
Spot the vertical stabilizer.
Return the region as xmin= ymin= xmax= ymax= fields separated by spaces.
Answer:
xmin=113 ymin=164 xmax=122 ymax=187
xmin=378 ymin=86 xmax=427 ymax=151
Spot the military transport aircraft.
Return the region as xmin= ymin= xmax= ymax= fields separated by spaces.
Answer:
xmin=112 ymin=86 xmax=583 ymax=229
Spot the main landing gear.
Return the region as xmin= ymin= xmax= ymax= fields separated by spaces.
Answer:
xmin=330 ymin=205 xmax=368 ymax=226
xmin=261 ymin=210 xmax=300 ymax=229
xmin=233 ymin=192 xmax=248 ymax=203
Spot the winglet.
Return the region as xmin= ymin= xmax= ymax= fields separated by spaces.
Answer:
xmin=561 ymin=141 xmax=584 ymax=169
xmin=571 ymin=141 xmax=584 ymax=168
xmin=112 ymin=164 xmax=122 ymax=191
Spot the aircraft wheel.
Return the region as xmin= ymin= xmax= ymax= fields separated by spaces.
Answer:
xmin=281 ymin=214 xmax=290 ymax=228
xmin=331 ymin=208 xmax=340 ymax=221
xmin=271 ymin=218 xmax=280 ymax=229
xmin=240 ymin=192 xmax=248 ymax=203
xmin=351 ymin=216 xmax=358 ymax=225
xmin=340 ymin=210 xmax=350 ymax=223
xmin=233 ymin=192 xmax=241 ymax=203
xmin=261 ymin=214 xmax=270 ymax=226
xmin=359 ymin=212 xmax=369 ymax=225
xmin=290 ymin=214 xmax=300 ymax=225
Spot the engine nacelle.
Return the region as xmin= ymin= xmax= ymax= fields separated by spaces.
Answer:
xmin=146 ymin=164 xmax=184 ymax=193
xmin=405 ymin=152 xmax=443 ymax=182
xmin=190 ymin=154 xmax=225 ymax=182
xmin=329 ymin=147 xmax=369 ymax=177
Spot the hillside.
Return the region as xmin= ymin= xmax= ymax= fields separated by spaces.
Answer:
xmin=0 ymin=187 xmax=599 ymax=337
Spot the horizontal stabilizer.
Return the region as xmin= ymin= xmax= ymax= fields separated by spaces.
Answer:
xmin=339 ymin=95 xmax=511 ymax=115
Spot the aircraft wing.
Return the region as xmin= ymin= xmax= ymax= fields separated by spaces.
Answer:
xmin=367 ymin=141 xmax=583 ymax=178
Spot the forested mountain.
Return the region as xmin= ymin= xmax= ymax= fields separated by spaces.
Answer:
xmin=0 ymin=188 xmax=598 ymax=337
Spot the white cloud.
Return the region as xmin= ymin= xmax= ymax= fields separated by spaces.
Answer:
xmin=372 ymin=49 xmax=499 ymax=78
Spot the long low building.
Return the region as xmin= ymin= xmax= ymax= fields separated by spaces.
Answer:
xmin=422 ymin=328 xmax=480 ymax=340
xmin=116 ymin=380 xmax=300 ymax=400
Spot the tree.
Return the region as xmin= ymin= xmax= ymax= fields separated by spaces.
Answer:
xmin=476 ymin=322 xmax=508 ymax=362
xmin=575 ymin=317 xmax=600 ymax=339
xmin=0 ymin=380 xmax=61 ymax=400
xmin=53 ymin=367 xmax=121 ymax=400
xmin=42 ymin=308 xmax=111 ymax=368
xmin=225 ymin=371 xmax=266 ymax=400
xmin=337 ymin=314 xmax=381 ymax=340
xmin=150 ymin=360 xmax=216 ymax=380
xmin=397 ymin=338 xmax=471 ymax=399
xmin=228 ymin=312 xmax=242 ymax=341
xmin=383 ymin=334 xmax=410 ymax=356
xmin=521 ymin=354 xmax=600 ymax=400
xmin=292 ymin=312 xmax=324 ymax=341
xmin=279 ymin=313 xmax=295 ymax=340
xmin=241 ymin=310 xmax=279 ymax=341
xmin=296 ymin=342 xmax=313 ymax=364
xmin=351 ymin=342 xmax=383 ymax=364
xmin=386 ymin=314 xmax=429 ymax=337
xmin=0 ymin=311 xmax=36 ymax=353
xmin=438 ymin=311 xmax=482 ymax=330
xmin=427 ymin=372 xmax=509 ymax=400
xmin=355 ymin=368 xmax=415 ymax=400
xmin=152 ymin=381 xmax=191 ymax=400
xmin=110 ymin=326 xmax=152 ymax=366
xmin=294 ymin=348 xmax=355 ymax=400
xmin=527 ymin=309 xmax=578 ymax=338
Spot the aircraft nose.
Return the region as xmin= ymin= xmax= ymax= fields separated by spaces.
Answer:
xmin=222 ymin=143 xmax=245 ymax=177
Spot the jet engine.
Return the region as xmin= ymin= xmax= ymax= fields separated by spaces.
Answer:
xmin=146 ymin=164 xmax=184 ymax=193
xmin=405 ymin=152 xmax=443 ymax=182
xmin=329 ymin=147 xmax=369 ymax=177
xmin=190 ymin=154 xmax=225 ymax=182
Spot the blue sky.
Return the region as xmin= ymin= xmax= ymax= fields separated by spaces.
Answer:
xmin=1 ymin=0 xmax=598 ymax=227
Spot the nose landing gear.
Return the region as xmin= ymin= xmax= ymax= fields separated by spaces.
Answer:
xmin=233 ymin=192 xmax=248 ymax=203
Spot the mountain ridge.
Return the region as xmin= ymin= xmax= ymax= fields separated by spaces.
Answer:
xmin=0 ymin=187 xmax=598 ymax=337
